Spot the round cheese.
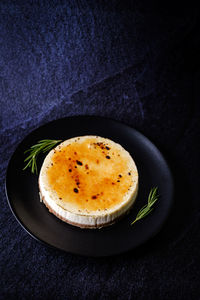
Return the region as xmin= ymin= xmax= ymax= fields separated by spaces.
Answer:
xmin=38 ymin=136 xmax=139 ymax=228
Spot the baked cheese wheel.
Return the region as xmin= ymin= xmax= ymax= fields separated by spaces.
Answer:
xmin=39 ymin=136 xmax=138 ymax=228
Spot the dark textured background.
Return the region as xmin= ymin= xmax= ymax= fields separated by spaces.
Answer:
xmin=1 ymin=1 xmax=200 ymax=299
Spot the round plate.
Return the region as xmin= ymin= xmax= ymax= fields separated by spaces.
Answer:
xmin=5 ymin=116 xmax=173 ymax=257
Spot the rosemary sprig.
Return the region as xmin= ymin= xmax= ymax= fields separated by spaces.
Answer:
xmin=23 ymin=139 xmax=62 ymax=174
xmin=131 ymin=187 xmax=159 ymax=225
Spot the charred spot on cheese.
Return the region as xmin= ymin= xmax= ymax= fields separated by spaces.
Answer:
xmin=94 ymin=142 xmax=107 ymax=150
xmin=76 ymin=160 xmax=83 ymax=166
xmin=106 ymin=155 xmax=110 ymax=159
xmin=74 ymin=188 xmax=79 ymax=193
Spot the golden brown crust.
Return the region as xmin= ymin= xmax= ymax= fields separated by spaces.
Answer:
xmin=41 ymin=136 xmax=138 ymax=213
xmin=38 ymin=136 xmax=138 ymax=229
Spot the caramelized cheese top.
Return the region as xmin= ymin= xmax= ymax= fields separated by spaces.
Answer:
xmin=47 ymin=137 xmax=135 ymax=211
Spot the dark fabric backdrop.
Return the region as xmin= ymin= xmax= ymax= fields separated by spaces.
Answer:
xmin=1 ymin=1 xmax=200 ymax=299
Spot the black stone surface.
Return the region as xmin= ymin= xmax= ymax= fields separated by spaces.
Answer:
xmin=0 ymin=1 xmax=200 ymax=299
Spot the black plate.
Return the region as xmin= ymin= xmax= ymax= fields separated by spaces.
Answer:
xmin=5 ymin=116 xmax=173 ymax=257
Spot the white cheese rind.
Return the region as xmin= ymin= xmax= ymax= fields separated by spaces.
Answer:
xmin=39 ymin=184 xmax=138 ymax=227
xmin=39 ymin=135 xmax=139 ymax=228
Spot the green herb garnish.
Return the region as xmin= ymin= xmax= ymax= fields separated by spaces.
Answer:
xmin=131 ymin=187 xmax=159 ymax=225
xmin=23 ymin=139 xmax=62 ymax=174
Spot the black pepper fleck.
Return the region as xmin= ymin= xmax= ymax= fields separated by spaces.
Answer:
xmin=106 ymin=155 xmax=110 ymax=159
xmin=106 ymin=146 xmax=110 ymax=150
xmin=76 ymin=160 xmax=83 ymax=166
xmin=69 ymin=169 xmax=72 ymax=172
xmin=74 ymin=188 xmax=79 ymax=193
